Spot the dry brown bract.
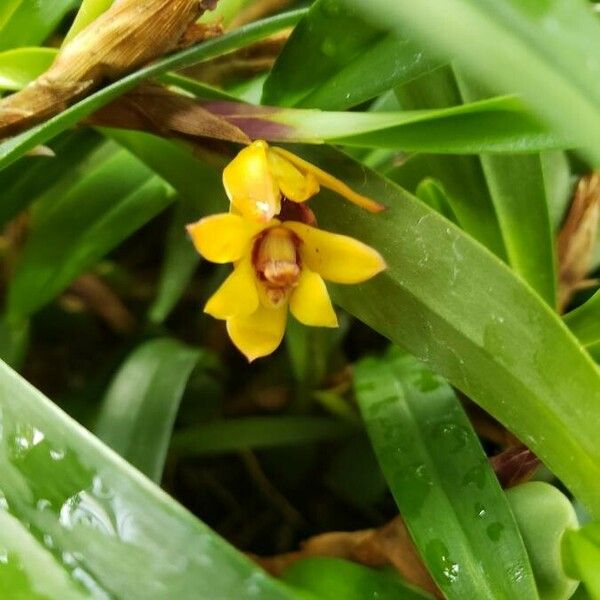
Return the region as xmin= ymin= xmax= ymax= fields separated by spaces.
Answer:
xmin=558 ymin=172 xmax=600 ymax=311
xmin=0 ymin=0 xmax=220 ymax=138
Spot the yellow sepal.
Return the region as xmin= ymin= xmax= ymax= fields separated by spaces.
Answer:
xmin=290 ymin=269 xmax=338 ymax=327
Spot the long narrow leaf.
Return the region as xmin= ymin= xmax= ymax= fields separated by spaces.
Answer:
xmin=0 ymin=360 xmax=305 ymax=599
xmin=262 ymin=0 xmax=438 ymax=110
xmin=349 ymin=0 xmax=600 ymax=164
xmin=354 ymin=351 xmax=537 ymax=599
xmin=95 ymin=338 xmax=202 ymax=483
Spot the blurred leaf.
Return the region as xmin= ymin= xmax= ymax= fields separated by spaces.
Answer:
xmin=0 ymin=359 xmax=306 ymax=599
xmin=64 ymin=0 xmax=114 ymax=44
xmin=95 ymin=338 xmax=202 ymax=483
xmin=0 ymin=129 xmax=104 ymax=228
xmin=105 ymin=129 xmax=228 ymax=322
xmin=282 ymin=557 xmax=433 ymax=600
xmin=0 ymin=47 xmax=55 ymax=90
xmin=506 ymin=482 xmax=579 ymax=600
xmin=354 ymin=350 xmax=538 ymax=599
xmin=458 ymin=76 xmax=557 ymax=306
xmin=262 ymin=0 xmax=439 ymax=110
xmin=563 ymin=522 xmax=600 ymax=600
xmin=0 ymin=9 xmax=307 ymax=171
xmin=0 ymin=316 xmax=29 ymax=370
xmin=392 ymin=66 xmax=506 ymax=258
xmin=302 ymin=145 xmax=600 ymax=516
xmin=541 ymin=151 xmax=573 ymax=233
xmin=0 ymin=510 xmax=87 ymax=599
xmin=0 ymin=0 xmax=77 ymax=51
xmin=415 ymin=178 xmax=458 ymax=224
xmin=8 ymin=149 xmax=174 ymax=318
xmin=564 ymin=289 xmax=600 ymax=354
xmin=170 ymin=417 xmax=358 ymax=456
xmin=349 ymin=0 xmax=600 ymax=165
xmin=148 ymin=198 xmax=201 ymax=324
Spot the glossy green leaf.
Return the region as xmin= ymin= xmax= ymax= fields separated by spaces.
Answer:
xmin=563 ymin=522 xmax=600 ymax=599
xmin=349 ymin=0 xmax=600 ymax=165
xmin=95 ymin=338 xmax=202 ymax=483
xmin=0 ymin=47 xmax=55 ymax=90
xmin=354 ymin=350 xmax=538 ymax=599
xmin=7 ymin=149 xmax=174 ymax=318
xmin=458 ymin=76 xmax=558 ymax=306
xmin=0 ymin=0 xmax=76 ymax=51
xmin=262 ymin=0 xmax=439 ymax=110
xmin=207 ymin=95 xmax=571 ymax=153
xmin=282 ymin=557 xmax=433 ymax=600
xmin=300 ymin=145 xmax=600 ymax=516
xmin=0 ymin=360 xmax=305 ymax=599
xmin=170 ymin=417 xmax=357 ymax=456
xmin=564 ymin=290 xmax=600 ymax=359
xmin=393 ymin=66 xmax=506 ymax=258
xmin=0 ymin=9 xmax=307 ymax=172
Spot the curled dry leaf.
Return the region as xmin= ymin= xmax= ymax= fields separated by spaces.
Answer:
xmin=254 ymin=517 xmax=441 ymax=598
xmin=490 ymin=444 xmax=540 ymax=489
xmin=0 ymin=0 xmax=220 ymax=138
xmin=558 ymin=172 xmax=600 ymax=311
xmin=88 ymin=84 xmax=250 ymax=144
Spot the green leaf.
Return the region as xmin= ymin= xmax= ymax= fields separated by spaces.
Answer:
xmin=457 ymin=76 xmax=558 ymax=306
xmin=95 ymin=338 xmax=202 ymax=483
xmin=0 ymin=47 xmax=55 ymax=90
xmin=0 ymin=9 xmax=307 ymax=172
xmin=262 ymin=0 xmax=439 ymax=110
xmin=354 ymin=350 xmax=538 ymax=599
xmin=0 ymin=0 xmax=77 ymax=51
xmin=63 ymin=0 xmax=114 ymax=45
xmin=0 ymin=129 xmax=104 ymax=228
xmin=170 ymin=417 xmax=357 ymax=456
xmin=348 ymin=0 xmax=600 ymax=165
xmin=207 ymin=95 xmax=571 ymax=153
xmin=282 ymin=557 xmax=433 ymax=600
xmin=0 ymin=360 xmax=305 ymax=599
xmin=301 ymin=145 xmax=600 ymax=516
xmin=103 ymin=130 xmax=228 ymax=323
xmin=7 ymin=149 xmax=174 ymax=318
xmin=563 ymin=522 xmax=600 ymax=599
xmin=564 ymin=290 xmax=600 ymax=357
xmin=0 ymin=510 xmax=87 ymax=599
xmin=392 ymin=66 xmax=506 ymax=258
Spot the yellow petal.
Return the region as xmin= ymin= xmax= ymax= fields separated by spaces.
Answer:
xmin=290 ymin=269 xmax=338 ymax=327
xmin=270 ymin=146 xmax=385 ymax=213
xmin=223 ymin=141 xmax=281 ymax=222
xmin=186 ymin=213 xmax=264 ymax=263
xmin=267 ymin=149 xmax=319 ymax=203
xmin=285 ymin=222 xmax=387 ymax=284
xmin=204 ymin=256 xmax=259 ymax=319
xmin=227 ymin=303 xmax=288 ymax=362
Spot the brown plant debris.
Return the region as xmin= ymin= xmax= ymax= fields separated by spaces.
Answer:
xmin=254 ymin=516 xmax=441 ymax=598
xmin=87 ymin=83 xmax=249 ymax=143
xmin=0 ymin=0 xmax=220 ymax=138
xmin=558 ymin=172 xmax=600 ymax=311
xmin=490 ymin=444 xmax=540 ymax=488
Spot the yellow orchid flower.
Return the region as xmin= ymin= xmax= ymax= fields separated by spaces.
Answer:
xmin=223 ymin=140 xmax=385 ymax=222
xmin=187 ymin=213 xmax=386 ymax=362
